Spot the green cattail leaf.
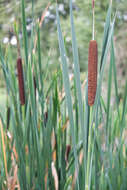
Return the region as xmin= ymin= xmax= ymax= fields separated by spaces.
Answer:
xmin=121 ymin=80 xmax=127 ymax=127
xmin=112 ymin=40 xmax=120 ymax=118
xmin=70 ymin=0 xmax=84 ymax=131
xmin=21 ymin=0 xmax=28 ymax=66
xmin=100 ymin=4 xmax=112 ymax=70
xmin=56 ymin=5 xmax=80 ymax=189
xmin=106 ymin=37 xmax=113 ymax=135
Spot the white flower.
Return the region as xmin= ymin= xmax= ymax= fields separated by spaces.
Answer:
xmin=10 ymin=36 xmax=17 ymax=46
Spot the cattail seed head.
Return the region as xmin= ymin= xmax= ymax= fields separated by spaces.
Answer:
xmin=65 ymin=145 xmax=71 ymax=164
xmin=88 ymin=40 xmax=98 ymax=106
xmin=44 ymin=111 xmax=48 ymax=127
xmin=33 ymin=75 xmax=37 ymax=98
xmin=6 ymin=107 xmax=10 ymax=130
xmin=92 ymin=0 xmax=95 ymax=9
xmin=17 ymin=57 xmax=25 ymax=105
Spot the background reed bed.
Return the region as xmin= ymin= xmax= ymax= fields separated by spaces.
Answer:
xmin=0 ymin=0 xmax=127 ymax=190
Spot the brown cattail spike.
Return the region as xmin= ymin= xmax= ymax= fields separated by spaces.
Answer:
xmin=6 ymin=107 xmax=10 ymax=130
xmin=33 ymin=76 xmax=37 ymax=98
xmin=88 ymin=40 xmax=98 ymax=106
xmin=92 ymin=0 xmax=95 ymax=9
xmin=65 ymin=145 xmax=71 ymax=164
xmin=17 ymin=57 xmax=25 ymax=105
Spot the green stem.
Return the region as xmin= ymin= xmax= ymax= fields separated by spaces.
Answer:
xmin=85 ymin=107 xmax=91 ymax=190
xmin=22 ymin=105 xmax=25 ymax=124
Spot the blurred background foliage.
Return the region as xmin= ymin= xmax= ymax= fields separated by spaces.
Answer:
xmin=0 ymin=0 xmax=127 ymax=89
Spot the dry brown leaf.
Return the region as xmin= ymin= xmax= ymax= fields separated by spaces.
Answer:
xmin=72 ymin=169 xmax=78 ymax=190
xmin=33 ymin=2 xmax=51 ymax=52
xmin=0 ymin=120 xmax=8 ymax=182
xmin=44 ymin=161 xmax=49 ymax=190
xmin=51 ymin=162 xmax=59 ymax=190
xmin=79 ymin=150 xmax=84 ymax=165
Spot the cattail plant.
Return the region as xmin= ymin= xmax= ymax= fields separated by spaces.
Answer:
xmin=88 ymin=0 xmax=98 ymax=106
xmin=17 ymin=57 xmax=25 ymax=105
xmin=85 ymin=1 xmax=98 ymax=190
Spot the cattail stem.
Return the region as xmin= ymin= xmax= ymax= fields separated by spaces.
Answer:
xmin=88 ymin=40 xmax=98 ymax=106
xmin=17 ymin=57 xmax=25 ymax=105
xmin=22 ymin=105 xmax=25 ymax=122
xmin=85 ymin=108 xmax=92 ymax=190
xmin=92 ymin=0 xmax=95 ymax=40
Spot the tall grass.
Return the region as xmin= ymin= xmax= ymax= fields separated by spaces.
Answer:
xmin=0 ymin=0 xmax=127 ymax=189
